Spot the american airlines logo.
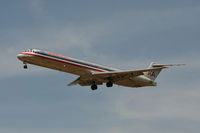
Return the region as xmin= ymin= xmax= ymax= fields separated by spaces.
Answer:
xmin=148 ymin=70 xmax=156 ymax=78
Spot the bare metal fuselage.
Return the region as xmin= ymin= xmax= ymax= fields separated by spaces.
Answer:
xmin=17 ymin=49 xmax=157 ymax=88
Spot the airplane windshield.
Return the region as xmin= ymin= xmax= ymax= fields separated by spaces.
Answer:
xmin=25 ymin=49 xmax=41 ymax=52
xmin=25 ymin=49 xmax=33 ymax=52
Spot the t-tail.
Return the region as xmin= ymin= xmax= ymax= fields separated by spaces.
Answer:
xmin=144 ymin=62 xmax=185 ymax=81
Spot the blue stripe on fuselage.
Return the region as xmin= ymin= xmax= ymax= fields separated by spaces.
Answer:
xmin=34 ymin=51 xmax=114 ymax=72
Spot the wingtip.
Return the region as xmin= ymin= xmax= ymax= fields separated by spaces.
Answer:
xmin=67 ymin=77 xmax=80 ymax=86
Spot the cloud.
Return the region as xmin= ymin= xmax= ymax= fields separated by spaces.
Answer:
xmin=111 ymin=87 xmax=200 ymax=120
xmin=28 ymin=0 xmax=47 ymax=21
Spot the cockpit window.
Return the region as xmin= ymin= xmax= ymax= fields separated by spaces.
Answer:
xmin=25 ymin=49 xmax=34 ymax=52
xmin=25 ymin=49 xmax=31 ymax=52
xmin=25 ymin=49 xmax=41 ymax=52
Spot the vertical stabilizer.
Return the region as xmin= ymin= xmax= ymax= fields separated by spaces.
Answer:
xmin=144 ymin=62 xmax=162 ymax=81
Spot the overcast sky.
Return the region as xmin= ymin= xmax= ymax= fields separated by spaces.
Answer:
xmin=0 ymin=0 xmax=200 ymax=133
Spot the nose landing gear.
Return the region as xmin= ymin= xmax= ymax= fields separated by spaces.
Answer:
xmin=23 ymin=63 xmax=28 ymax=69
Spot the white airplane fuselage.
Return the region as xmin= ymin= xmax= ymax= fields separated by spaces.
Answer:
xmin=18 ymin=49 xmax=171 ymax=90
xmin=17 ymin=49 xmax=118 ymax=75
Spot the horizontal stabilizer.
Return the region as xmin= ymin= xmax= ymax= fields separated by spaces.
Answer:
xmin=152 ymin=63 xmax=185 ymax=68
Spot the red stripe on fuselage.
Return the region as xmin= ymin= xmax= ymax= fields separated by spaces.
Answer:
xmin=20 ymin=52 xmax=105 ymax=72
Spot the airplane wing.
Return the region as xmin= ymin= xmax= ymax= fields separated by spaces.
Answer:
xmin=68 ymin=67 xmax=164 ymax=86
xmin=89 ymin=63 xmax=185 ymax=79
xmin=90 ymin=67 xmax=164 ymax=79
xmin=67 ymin=63 xmax=185 ymax=86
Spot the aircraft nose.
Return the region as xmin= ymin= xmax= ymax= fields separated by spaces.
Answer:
xmin=17 ymin=53 xmax=26 ymax=61
xmin=17 ymin=53 xmax=22 ymax=59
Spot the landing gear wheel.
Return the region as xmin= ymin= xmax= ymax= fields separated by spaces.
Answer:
xmin=91 ymin=84 xmax=97 ymax=90
xmin=106 ymin=82 xmax=113 ymax=87
xmin=23 ymin=64 xmax=28 ymax=69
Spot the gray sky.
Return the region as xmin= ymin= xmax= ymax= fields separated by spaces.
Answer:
xmin=0 ymin=0 xmax=200 ymax=133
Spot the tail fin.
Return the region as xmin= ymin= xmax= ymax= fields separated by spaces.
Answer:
xmin=144 ymin=62 xmax=185 ymax=81
xmin=144 ymin=62 xmax=163 ymax=81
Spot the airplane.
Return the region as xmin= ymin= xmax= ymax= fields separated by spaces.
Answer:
xmin=17 ymin=49 xmax=184 ymax=90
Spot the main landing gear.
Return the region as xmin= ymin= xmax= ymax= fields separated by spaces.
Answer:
xmin=106 ymin=81 xmax=113 ymax=87
xmin=91 ymin=84 xmax=98 ymax=90
xmin=90 ymin=82 xmax=113 ymax=90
